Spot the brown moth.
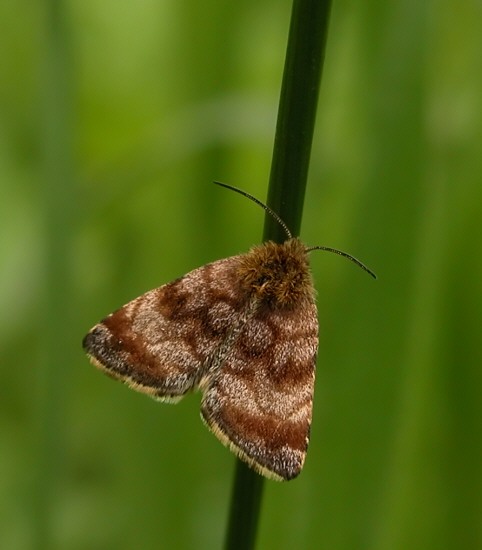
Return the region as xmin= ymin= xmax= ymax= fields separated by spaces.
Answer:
xmin=83 ymin=183 xmax=375 ymax=481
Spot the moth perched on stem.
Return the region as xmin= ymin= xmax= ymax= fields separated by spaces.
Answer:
xmin=83 ymin=183 xmax=375 ymax=480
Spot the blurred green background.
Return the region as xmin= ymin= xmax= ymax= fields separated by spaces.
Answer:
xmin=1 ymin=1 xmax=481 ymax=549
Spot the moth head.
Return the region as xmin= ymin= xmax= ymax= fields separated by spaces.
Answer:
xmin=238 ymin=239 xmax=313 ymax=307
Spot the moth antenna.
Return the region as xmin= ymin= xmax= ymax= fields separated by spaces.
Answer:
xmin=213 ymin=182 xmax=376 ymax=279
xmin=306 ymin=246 xmax=377 ymax=279
xmin=214 ymin=181 xmax=292 ymax=240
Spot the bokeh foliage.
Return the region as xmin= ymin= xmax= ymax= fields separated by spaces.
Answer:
xmin=1 ymin=1 xmax=481 ymax=549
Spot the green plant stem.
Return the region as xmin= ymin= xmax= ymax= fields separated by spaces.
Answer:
xmin=224 ymin=1 xmax=332 ymax=549
xmin=224 ymin=460 xmax=265 ymax=550
xmin=265 ymin=0 xmax=332 ymax=243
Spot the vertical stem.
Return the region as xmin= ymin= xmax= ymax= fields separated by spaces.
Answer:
xmin=265 ymin=0 xmax=333 ymax=243
xmin=224 ymin=461 xmax=265 ymax=550
xmin=224 ymin=1 xmax=332 ymax=549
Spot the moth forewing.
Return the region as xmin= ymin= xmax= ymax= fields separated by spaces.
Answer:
xmin=83 ymin=256 xmax=246 ymax=402
xmin=200 ymin=291 xmax=318 ymax=481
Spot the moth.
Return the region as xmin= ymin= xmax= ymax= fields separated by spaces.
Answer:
xmin=83 ymin=182 xmax=375 ymax=481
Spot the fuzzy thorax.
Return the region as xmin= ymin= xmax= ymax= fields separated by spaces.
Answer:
xmin=237 ymin=238 xmax=314 ymax=307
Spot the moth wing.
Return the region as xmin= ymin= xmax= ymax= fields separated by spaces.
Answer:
xmin=201 ymin=300 xmax=318 ymax=480
xmin=83 ymin=256 xmax=245 ymax=402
